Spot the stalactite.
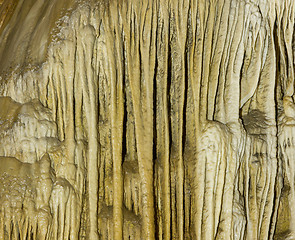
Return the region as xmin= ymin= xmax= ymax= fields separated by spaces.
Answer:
xmin=103 ymin=2 xmax=125 ymax=238
xmin=155 ymin=2 xmax=171 ymax=238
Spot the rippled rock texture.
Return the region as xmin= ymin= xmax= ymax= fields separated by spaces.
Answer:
xmin=0 ymin=0 xmax=295 ymax=239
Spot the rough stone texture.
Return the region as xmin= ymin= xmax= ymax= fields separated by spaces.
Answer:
xmin=0 ymin=0 xmax=294 ymax=239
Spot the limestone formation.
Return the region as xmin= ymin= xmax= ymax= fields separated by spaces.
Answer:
xmin=0 ymin=0 xmax=294 ymax=239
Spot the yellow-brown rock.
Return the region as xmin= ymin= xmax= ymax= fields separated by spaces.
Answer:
xmin=0 ymin=0 xmax=294 ymax=239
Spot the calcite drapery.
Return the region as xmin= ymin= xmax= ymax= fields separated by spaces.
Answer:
xmin=0 ymin=0 xmax=295 ymax=239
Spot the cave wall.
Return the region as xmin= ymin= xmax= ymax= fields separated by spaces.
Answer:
xmin=0 ymin=0 xmax=295 ymax=239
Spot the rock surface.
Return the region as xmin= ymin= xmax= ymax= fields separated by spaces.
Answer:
xmin=0 ymin=0 xmax=295 ymax=239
